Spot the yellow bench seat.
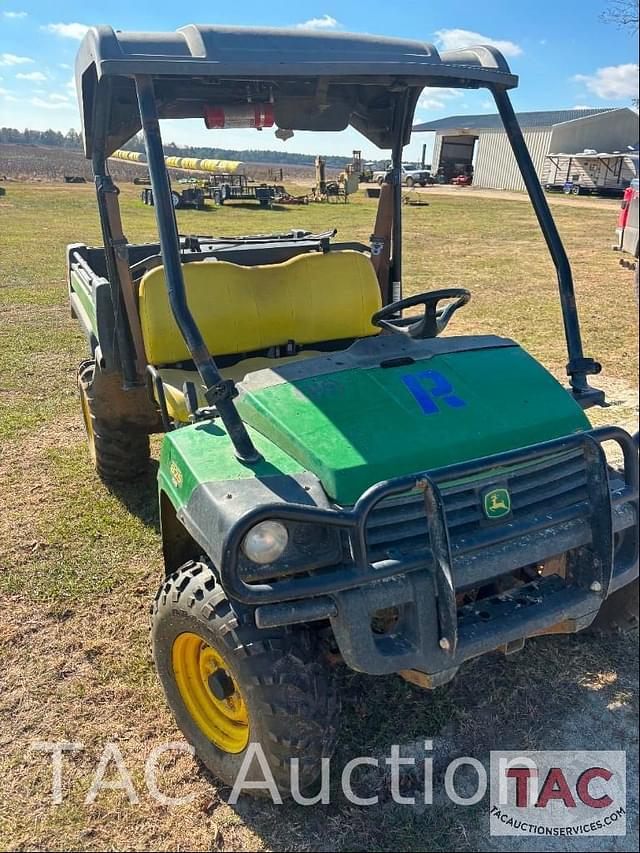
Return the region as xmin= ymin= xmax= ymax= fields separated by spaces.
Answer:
xmin=138 ymin=249 xmax=382 ymax=423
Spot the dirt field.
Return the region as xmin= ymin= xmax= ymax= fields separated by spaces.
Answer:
xmin=0 ymin=176 xmax=637 ymax=852
xmin=0 ymin=143 xmax=322 ymax=184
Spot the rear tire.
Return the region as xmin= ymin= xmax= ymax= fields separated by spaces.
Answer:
xmin=589 ymin=577 xmax=639 ymax=634
xmin=77 ymin=360 xmax=150 ymax=482
xmin=152 ymin=561 xmax=340 ymax=796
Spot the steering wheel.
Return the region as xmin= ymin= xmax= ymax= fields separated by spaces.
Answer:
xmin=371 ymin=288 xmax=471 ymax=339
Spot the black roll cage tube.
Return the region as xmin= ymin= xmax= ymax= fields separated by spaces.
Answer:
xmin=110 ymin=78 xmax=604 ymax=463
xmin=135 ymin=75 xmax=261 ymax=463
xmin=91 ymin=77 xmax=139 ymax=389
xmin=389 ymin=88 xmax=412 ymax=305
xmin=491 ymin=88 xmax=603 ymax=405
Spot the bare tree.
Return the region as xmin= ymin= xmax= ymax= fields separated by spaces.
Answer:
xmin=600 ymin=0 xmax=640 ymax=32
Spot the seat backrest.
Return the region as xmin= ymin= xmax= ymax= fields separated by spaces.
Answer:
xmin=138 ymin=250 xmax=381 ymax=365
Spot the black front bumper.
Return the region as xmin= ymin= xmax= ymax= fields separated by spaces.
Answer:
xmin=220 ymin=427 xmax=638 ymax=681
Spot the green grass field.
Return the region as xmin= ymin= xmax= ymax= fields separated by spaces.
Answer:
xmin=0 ymin=182 xmax=637 ymax=852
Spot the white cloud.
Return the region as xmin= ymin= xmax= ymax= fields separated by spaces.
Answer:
xmin=16 ymin=71 xmax=48 ymax=81
xmin=480 ymin=99 xmax=494 ymax=110
xmin=3 ymin=11 xmax=27 ymax=19
xmin=435 ymin=28 xmax=523 ymax=58
xmin=0 ymin=87 xmax=9 ymax=96
xmin=0 ymin=52 xmax=34 ymax=66
xmin=30 ymin=96 xmax=74 ymax=110
xmin=417 ymin=87 xmax=463 ymax=111
xmin=296 ymin=15 xmax=340 ymax=30
xmin=58 ymin=63 xmax=72 ymax=70
xmin=573 ymin=64 xmax=639 ymax=100
xmin=43 ymin=22 xmax=89 ymax=40
xmin=419 ymin=97 xmax=446 ymax=110
xmin=50 ymin=93 xmax=70 ymax=102
xmin=572 ymin=104 xmax=594 ymax=110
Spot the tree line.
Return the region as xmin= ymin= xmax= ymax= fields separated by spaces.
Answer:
xmin=0 ymin=127 xmax=352 ymax=167
xmin=0 ymin=127 xmax=82 ymax=148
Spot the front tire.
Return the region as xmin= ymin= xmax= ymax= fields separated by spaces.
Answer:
xmin=405 ymin=176 xmax=414 ymax=187
xmin=152 ymin=561 xmax=340 ymax=795
xmin=77 ymin=360 xmax=150 ymax=482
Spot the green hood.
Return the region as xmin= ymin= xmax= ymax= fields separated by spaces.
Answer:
xmin=237 ymin=344 xmax=590 ymax=505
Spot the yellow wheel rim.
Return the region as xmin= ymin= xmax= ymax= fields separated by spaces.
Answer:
xmin=172 ymin=632 xmax=249 ymax=753
xmin=80 ymin=387 xmax=96 ymax=462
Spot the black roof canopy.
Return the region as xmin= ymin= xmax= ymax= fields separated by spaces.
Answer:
xmin=75 ymin=25 xmax=518 ymax=158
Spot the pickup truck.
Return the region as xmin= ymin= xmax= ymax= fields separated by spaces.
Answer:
xmin=372 ymin=164 xmax=432 ymax=186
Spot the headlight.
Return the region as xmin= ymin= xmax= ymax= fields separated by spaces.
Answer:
xmin=242 ymin=520 xmax=289 ymax=565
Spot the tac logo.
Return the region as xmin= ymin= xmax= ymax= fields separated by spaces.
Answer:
xmin=483 ymin=486 xmax=511 ymax=520
xmin=490 ymin=750 xmax=626 ymax=837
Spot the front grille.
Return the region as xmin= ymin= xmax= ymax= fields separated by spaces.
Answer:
xmin=365 ymin=449 xmax=589 ymax=563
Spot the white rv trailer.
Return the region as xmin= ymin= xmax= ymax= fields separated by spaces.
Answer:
xmin=543 ymin=150 xmax=638 ymax=197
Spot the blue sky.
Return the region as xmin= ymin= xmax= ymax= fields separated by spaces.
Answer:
xmin=1 ymin=1 xmax=638 ymax=160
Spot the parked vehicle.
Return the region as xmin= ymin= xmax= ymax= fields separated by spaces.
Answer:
xmin=544 ymin=151 xmax=637 ymax=198
xmin=212 ymin=180 xmax=280 ymax=209
xmin=140 ymin=184 xmax=206 ymax=210
xmin=614 ymin=175 xmax=639 ymax=298
xmin=69 ymin=24 xmax=638 ymax=797
xmin=360 ymin=162 xmax=376 ymax=182
xmin=373 ymin=163 xmax=432 ymax=186
xmin=615 ymin=177 xmax=639 ymax=261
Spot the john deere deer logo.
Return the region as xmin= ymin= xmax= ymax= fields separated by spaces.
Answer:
xmin=483 ymin=487 xmax=511 ymax=520
xmin=169 ymin=461 xmax=183 ymax=489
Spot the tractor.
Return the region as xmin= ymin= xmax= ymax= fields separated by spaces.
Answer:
xmin=69 ymin=25 xmax=638 ymax=795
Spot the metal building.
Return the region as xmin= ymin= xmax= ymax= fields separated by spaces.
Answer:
xmin=413 ymin=108 xmax=639 ymax=191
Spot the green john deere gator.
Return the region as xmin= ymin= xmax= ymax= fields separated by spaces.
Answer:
xmin=68 ymin=24 xmax=638 ymax=794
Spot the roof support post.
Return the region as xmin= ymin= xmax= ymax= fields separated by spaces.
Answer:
xmin=134 ymin=75 xmax=261 ymax=462
xmin=491 ymin=87 xmax=604 ymax=407
xmin=389 ymin=90 xmax=410 ymax=306
xmin=91 ymin=108 xmax=139 ymax=388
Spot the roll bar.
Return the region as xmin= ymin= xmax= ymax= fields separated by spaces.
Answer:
xmin=389 ymin=90 xmax=412 ymax=305
xmin=492 ymin=88 xmax=604 ymax=406
xmin=135 ymin=75 xmax=261 ymax=463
